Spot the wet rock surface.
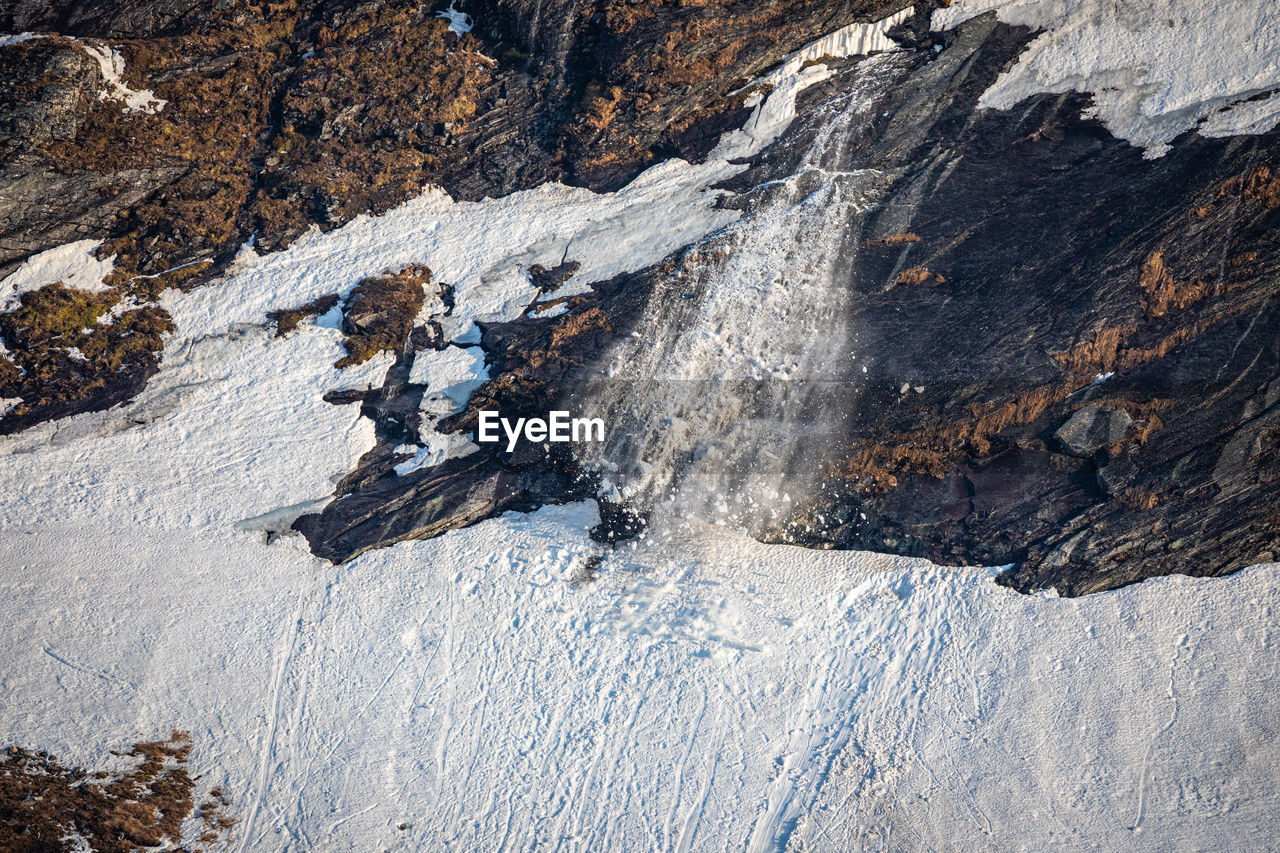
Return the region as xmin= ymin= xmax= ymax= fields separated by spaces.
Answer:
xmin=745 ymin=15 xmax=1280 ymax=594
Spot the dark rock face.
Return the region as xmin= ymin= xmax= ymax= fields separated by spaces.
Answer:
xmin=3 ymin=0 xmax=210 ymax=38
xmin=334 ymin=266 xmax=430 ymax=368
xmin=2 ymin=2 xmax=1276 ymax=595
xmin=304 ymin=14 xmax=1280 ymax=595
xmin=731 ymin=14 xmax=1280 ymax=594
xmin=1053 ymin=404 xmax=1132 ymax=458
xmin=0 ymin=0 xmax=910 ymax=431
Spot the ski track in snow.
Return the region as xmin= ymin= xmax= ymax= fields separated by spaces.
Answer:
xmin=0 ymin=7 xmax=1278 ymax=851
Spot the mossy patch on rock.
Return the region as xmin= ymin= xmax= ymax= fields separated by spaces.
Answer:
xmin=0 ymin=283 xmax=172 ymax=432
xmin=0 ymin=731 xmax=232 ymax=853
xmin=268 ymin=292 xmax=340 ymax=337
xmin=336 ymin=265 xmax=430 ymax=368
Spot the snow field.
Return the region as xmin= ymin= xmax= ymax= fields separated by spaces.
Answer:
xmin=933 ymin=0 xmax=1280 ymax=156
xmin=0 ymin=7 xmax=1277 ymax=850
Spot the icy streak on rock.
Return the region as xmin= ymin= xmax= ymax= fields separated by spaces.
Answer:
xmin=582 ymin=52 xmax=910 ymax=534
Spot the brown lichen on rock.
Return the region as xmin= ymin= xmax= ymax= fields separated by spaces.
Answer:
xmin=37 ymin=13 xmax=303 ymax=294
xmin=563 ymin=0 xmax=914 ymax=185
xmin=1138 ymin=249 xmax=1211 ymax=318
xmin=0 ymin=283 xmax=172 ymax=432
xmin=336 ymin=265 xmax=430 ymax=368
xmin=1117 ymin=486 xmax=1161 ymax=510
xmin=257 ymin=4 xmax=494 ymax=249
xmin=268 ymin=292 xmax=341 ymax=337
xmin=833 ymin=383 xmax=1073 ymax=490
xmin=0 ymin=730 xmax=233 ymax=853
xmin=893 ymin=266 xmax=945 ymax=286
xmin=15 ymin=0 xmax=493 ymax=284
xmin=864 ymin=231 xmax=921 ymax=247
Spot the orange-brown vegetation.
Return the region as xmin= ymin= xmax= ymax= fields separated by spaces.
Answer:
xmin=832 ymin=384 xmax=1072 ymax=490
xmin=261 ymin=7 xmax=493 ymax=247
xmin=1 ymin=0 xmax=491 ymax=426
xmin=336 ymin=265 xmax=430 ymax=367
xmin=0 ymin=283 xmax=172 ymax=423
xmin=1195 ymin=162 xmax=1280 ymax=219
xmin=0 ymin=731 xmax=232 ymax=853
xmin=1137 ymin=250 xmax=1211 ymax=318
xmin=864 ymin=232 xmax=921 ymax=247
xmin=1117 ymin=486 xmax=1160 ymax=510
xmin=893 ymin=266 xmax=945 ymax=286
xmin=269 ymin=292 xmax=341 ymax=337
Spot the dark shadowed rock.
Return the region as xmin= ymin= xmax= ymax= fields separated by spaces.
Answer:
xmin=2 ymin=1 xmax=1275 ymax=597
xmin=1053 ymin=404 xmax=1133 ymax=457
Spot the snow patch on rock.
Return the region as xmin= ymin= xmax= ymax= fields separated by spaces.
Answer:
xmin=933 ymin=0 xmax=1280 ymax=156
xmin=0 ymin=239 xmax=115 ymax=310
xmin=0 ymin=32 xmax=44 ymax=48
xmin=714 ymin=6 xmax=912 ymax=160
xmin=436 ymin=2 xmax=473 ymax=35
xmin=82 ymin=43 xmax=168 ymax=115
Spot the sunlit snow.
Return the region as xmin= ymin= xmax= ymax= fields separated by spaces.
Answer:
xmin=1 ymin=8 xmax=1277 ymax=851
xmin=933 ymin=0 xmax=1280 ymax=156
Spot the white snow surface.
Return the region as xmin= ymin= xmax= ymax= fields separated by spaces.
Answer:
xmin=81 ymin=43 xmax=168 ymax=114
xmin=713 ymin=7 xmax=912 ymax=160
xmin=933 ymin=0 xmax=1280 ymax=156
xmin=166 ymin=164 xmax=743 ymax=347
xmin=0 ymin=239 xmax=115 ymax=310
xmin=0 ymin=10 xmax=1278 ymax=851
xmin=0 ymin=31 xmax=44 ymax=48
xmin=393 ymin=428 xmax=479 ymax=475
xmin=437 ymin=2 xmax=474 ymax=35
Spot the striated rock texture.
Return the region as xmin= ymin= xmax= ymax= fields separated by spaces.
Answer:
xmin=0 ymin=0 xmax=910 ymax=428
xmin=2 ymin=2 xmax=1277 ymax=595
xmin=304 ymin=13 xmax=1280 ymax=595
xmin=797 ymin=15 xmax=1280 ymax=595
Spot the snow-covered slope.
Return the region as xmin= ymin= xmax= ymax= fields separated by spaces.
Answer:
xmin=3 ymin=457 xmax=1278 ymax=850
xmin=1 ymin=8 xmax=1278 ymax=851
xmin=3 ymin=178 xmax=1277 ymax=853
xmin=933 ymin=0 xmax=1280 ymax=156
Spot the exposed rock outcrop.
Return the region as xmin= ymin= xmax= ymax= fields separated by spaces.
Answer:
xmin=303 ymin=13 xmax=1280 ymax=595
xmin=3 ymin=2 xmax=1276 ymax=595
xmin=0 ymin=0 xmax=912 ymax=432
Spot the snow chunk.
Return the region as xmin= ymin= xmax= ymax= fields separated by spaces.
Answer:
xmin=411 ymin=345 xmax=488 ymax=409
xmin=81 ymin=43 xmax=167 ymax=114
xmin=436 ymin=2 xmax=473 ymax=35
xmin=1 ymin=240 xmax=115 ymax=310
xmin=394 ymin=429 xmax=479 ymax=475
xmin=329 ymin=349 xmax=396 ymax=393
xmin=713 ymin=7 xmax=912 ymax=160
xmin=1202 ymin=90 xmax=1280 ymax=139
xmin=0 ymin=32 xmax=44 ymax=48
xmin=528 ymin=301 xmax=569 ymax=319
xmin=932 ymin=0 xmax=1280 ymax=157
